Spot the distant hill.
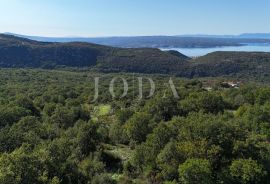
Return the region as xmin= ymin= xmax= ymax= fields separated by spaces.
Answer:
xmin=5 ymin=33 xmax=270 ymax=48
xmin=97 ymin=50 xmax=270 ymax=79
xmin=0 ymin=34 xmax=112 ymax=68
xmin=189 ymin=51 xmax=270 ymax=78
xmin=176 ymin=33 xmax=270 ymax=39
xmin=1 ymin=34 xmax=270 ymax=80
xmin=0 ymin=34 xmax=188 ymax=70
xmin=238 ymin=33 xmax=270 ymax=39
xmin=96 ymin=48 xmax=189 ymax=74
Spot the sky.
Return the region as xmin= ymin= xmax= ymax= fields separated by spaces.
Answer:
xmin=0 ymin=0 xmax=269 ymax=37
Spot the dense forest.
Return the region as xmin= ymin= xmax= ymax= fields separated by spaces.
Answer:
xmin=0 ymin=68 xmax=269 ymax=184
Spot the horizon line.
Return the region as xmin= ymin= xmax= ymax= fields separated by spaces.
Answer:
xmin=3 ymin=32 xmax=270 ymax=39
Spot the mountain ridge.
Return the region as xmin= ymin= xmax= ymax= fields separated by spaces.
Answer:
xmin=1 ymin=34 xmax=270 ymax=80
xmin=4 ymin=32 xmax=270 ymax=48
xmin=0 ymin=33 xmax=188 ymax=69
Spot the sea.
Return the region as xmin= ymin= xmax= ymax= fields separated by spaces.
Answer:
xmin=161 ymin=43 xmax=270 ymax=57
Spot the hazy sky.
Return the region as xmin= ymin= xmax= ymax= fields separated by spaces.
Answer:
xmin=0 ymin=0 xmax=269 ymax=37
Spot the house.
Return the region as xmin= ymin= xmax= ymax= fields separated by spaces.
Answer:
xmin=221 ymin=81 xmax=241 ymax=88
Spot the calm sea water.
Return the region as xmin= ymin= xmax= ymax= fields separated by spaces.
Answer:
xmin=161 ymin=44 xmax=270 ymax=57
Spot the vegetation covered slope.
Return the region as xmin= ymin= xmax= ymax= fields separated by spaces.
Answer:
xmin=0 ymin=34 xmax=115 ymax=68
xmin=1 ymin=34 xmax=270 ymax=81
xmin=96 ymin=48 xmax=189 ymax=74
xmin=188 ymin=51 xmax=270 ymax=78
xmin=97 ymin=51 xmax=270 ymax=81
xmin=0 ymin=34 xmax=188 ymax=69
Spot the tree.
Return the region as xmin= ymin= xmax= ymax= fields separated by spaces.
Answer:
xmin=91 ymin=174 xmax=116 ymax=184
xmin=156 ymin=140 xmax=183 ymax=180
xmin=116 ymin=108 xmax=134 ymax=124
xmin=109 ymin=123 xmax=126 ymax=144
xmin=180 ymin=92 xmax=226 ymax=115
xmin=43 ymin=103 xmax=57 ymax=116
xmin=50 ymin=105 xmax=77 ymax=128
xmin=178 ymin=159 xmax=213 ymax=184
xmin=0 ymin=116 xmax=43 ymax=152
xmin=0 ymin=144 xmax=46 ymax=184
xmin=50 ymin=177 xmax=61 ymax=184
xmin=229 ymin=159 xmax=266 ymax=184
xmin=255 ymin=87 xmax=270 ymax=105
xmin=235 ymin=103 xmax=270 ymax=137
xmin=15 ymin=95 xmax=39 ymax=116
xmin=144 ymin=94 xmax=180 ymax=122
xmin=0 ymin=106 xmax=31 ymax=127
xmin=78 ymin=156 xmax=105 ymax=181
xmin=126 ymin=112 xmax=152 ymax=143
xmin=76 ymin=121 xmax=101 ymax=157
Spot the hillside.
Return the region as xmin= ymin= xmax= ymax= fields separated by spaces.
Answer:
xmin=0 ymin=34 xmax=187 ymax=69
xmin=96 ymin=48 xmax=189 ymax=74
xmin=1 ymin=34 xmax=270 ymax=80
xmin=188 ymin=51 xmax=270 ymax=78
xmin=97 ymin=50 xmax=270 ymax=80
xmin=0 ymin=34 xmax=113 ymax=68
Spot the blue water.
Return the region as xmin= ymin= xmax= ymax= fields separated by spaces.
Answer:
xmin=161 ymin=43 xmax=270 ymax=57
